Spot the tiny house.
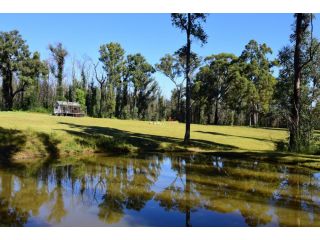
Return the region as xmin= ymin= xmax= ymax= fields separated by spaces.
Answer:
xmin=53 ymin=101 xmax=85 ymax=117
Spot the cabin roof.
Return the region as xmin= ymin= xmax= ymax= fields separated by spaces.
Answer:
xmin=56 ymin=101 xmax=81 ymax=107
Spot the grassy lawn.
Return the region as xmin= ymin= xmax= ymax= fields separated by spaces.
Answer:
xmin=0 ymin=111 xmax=319 ymax=167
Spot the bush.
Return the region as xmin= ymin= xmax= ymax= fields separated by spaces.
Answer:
xmin=27 ymin=107 xmax=51 ymax=114
xmin=95 ymin=135 xmax=135 ymax=153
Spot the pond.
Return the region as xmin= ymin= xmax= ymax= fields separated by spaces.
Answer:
xmin=0 ymin=153 xmax=320 ymax=227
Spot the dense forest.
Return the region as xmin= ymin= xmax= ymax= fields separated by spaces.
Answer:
xmin=0 ymin=14 xmax=319 ymax=153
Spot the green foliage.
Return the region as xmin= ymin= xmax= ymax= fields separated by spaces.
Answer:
xmin=155 ymin=54 xmax=181 ymax=83
xmin=75 ymin=88 xmax=86 ymax=111
xmin=126 ymin=53 xmax=157 ymax=119
xmin=195 ymin=53 xmax=238 ymax=124
xmin=48 ymin=43 xmax=68 ymax=101
xmin=0 ymin=30 xmax=49 ymax=111
xmin=171 ymin=14 xmax=208 ymax=45
xmin=99 ymin=42 xmax=125 ymax=117
xmin=276 ymin=15 xmax=320 ymax=152
xmin=27 ymin=107 xmax=51 ymax=114
xmin=239 ymin=40 xmax=277 ymax=126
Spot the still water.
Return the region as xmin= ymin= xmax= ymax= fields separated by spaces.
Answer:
xmin=0 ymin=153 xmax=320 ymax=227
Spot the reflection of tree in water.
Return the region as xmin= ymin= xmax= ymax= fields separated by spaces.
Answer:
xmin=45 ymin=166 xmax=67 ymax=223
xmin=11 ymin=177 xmax=49 ymax=216
xmin=272 ymin=167 xmax=320 ymax=226
xmin=1 ymin=153 xmax=320 ymax=226
xmin=155 ymin=155 xmax=201 ymax=226
xmin=97 ymin=155 xmax=162 ymax=224
xmin=0 ymin=174 xmax=29 ymax=226
xmin=0 ymin=197 xmax=29 ymax=226
xmin=189 ymin=156 xmax=276 ymax=226
xmin=0 ymin=165 xmax=68 ymax=226
xmin=154 ymin=154 xmax=320 ymax=226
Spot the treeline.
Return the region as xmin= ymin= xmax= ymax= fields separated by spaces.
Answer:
xmin=159 ymin=40 xmax=279 ymax=127
xmin=0 ymin=14 xmax=319 ymax=152
xmin=0 ymin=33 xmax=166 ymax=121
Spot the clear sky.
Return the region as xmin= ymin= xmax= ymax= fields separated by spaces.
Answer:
xmin=1 ymin=14 xmax=319 ymax=98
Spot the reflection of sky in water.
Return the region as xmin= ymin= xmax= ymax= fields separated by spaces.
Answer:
xmin=313 ymin=172 xmax=320 ymax=181
xmin=152 ymin=158 xmax=185 ymax=193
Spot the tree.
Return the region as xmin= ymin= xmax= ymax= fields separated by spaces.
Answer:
xmin=0 ymin=30 xmax=47 ymax=111
xmin=239 ymin=40 xmax=276 ymax=126
xmin=75 ymin=88 xmax=86 ymax=111
xmin=226 ymin=64 xmax=250 ymax=125
xmin=277 ymin=14 xmax=320 ymax=152
xmin=93 ymin=62 xmax=107 ymax=118
xmin=171 ymin=13 xmax=208 ymax=143
xmin=196 ymin=53 xmax=237 ymax=125
xmin=86 ymin=80 xmax=98 ymax=117
xmin=99 ymin=42 xmax=125 ymax=118
xmin=156 ymin=54 xmax=182 ymax=121
xmin=120 ymin=56 xmax=131 ymax=119
xmin=49 ymin=43 xmax=68 ymax=101
xmin=290 ymin=14 xmax=305 ymax=151
xmin=25 ymin=52 xmax=49 ymax=110
xmin=136 ymin=77 xmax=159 ymax=120
xmin=126 ymin=54 xmax=155 ymax=119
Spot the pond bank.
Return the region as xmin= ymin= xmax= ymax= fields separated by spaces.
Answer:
xmin=1 ymin=126 xmax=320 ymax=170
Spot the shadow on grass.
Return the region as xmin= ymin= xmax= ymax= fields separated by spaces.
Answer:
xmin=37 ymin=133 xmax=61 ymax=160
xmin=0 ymin=127 xmax=61 ymax=166
xmin=0 ymin=127 xmax=27 ymax=164
xmin=57 ymin=122 xmax=239 ymax=153
xmin=195 ymin=130 xmax=277 ymax=144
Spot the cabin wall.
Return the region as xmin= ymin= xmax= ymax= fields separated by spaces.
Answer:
xmin=53 ymin=103 xmax=84 ymax=116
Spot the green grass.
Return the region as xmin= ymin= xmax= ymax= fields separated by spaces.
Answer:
xmin=0 ymin=111 xmax=319 ymax=165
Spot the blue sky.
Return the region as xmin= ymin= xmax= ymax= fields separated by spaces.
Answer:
xmin=0 ymin=14 xmax=319 ymax=98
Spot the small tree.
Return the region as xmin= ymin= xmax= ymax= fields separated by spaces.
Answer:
xmin=75 ymin=88 xmax=86 ymax=111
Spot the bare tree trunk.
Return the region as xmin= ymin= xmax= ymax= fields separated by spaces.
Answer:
xmin=290 ymin=13 xmax=303 ymax=152
xmin=231 ymin=110 xmax=235 ymax=126
xmin=184 ymin=13 xmax=191 ymax=143
xmin=115 ymin=85 xmax=122 ymax=118
xmin=21 ymin=91 xmax=24 ymax=109
xmin=177 ymin=87 xmax=181 ymax=121
xmin=2 ymin=69 xmax=14 ymax=111
xmin=253 ymin=109 xmax=258 ymax=127
xmin=206 ymin=100 xmax=211 ymax=125
xmin=214 ymin=99 xmax=219 ymax=125
xmin=99 ymin=83 xmax=104 ymax=118
xmin=132 ymin=88 xmax=137 ymax=119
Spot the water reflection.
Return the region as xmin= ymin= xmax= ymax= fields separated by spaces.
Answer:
xmin=0 ymin=154 xmax=320 ymax=226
